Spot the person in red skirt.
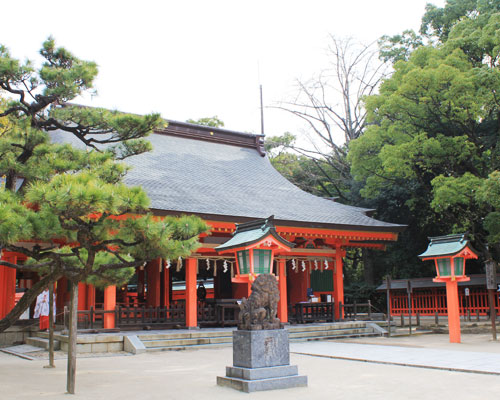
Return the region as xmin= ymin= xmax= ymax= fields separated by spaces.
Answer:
xmin=34 ymin=288 xmax=55 ymax=331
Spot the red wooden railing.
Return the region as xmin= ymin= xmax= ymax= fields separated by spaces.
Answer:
xmin=390 ymin=288 xmax=500 ymax=316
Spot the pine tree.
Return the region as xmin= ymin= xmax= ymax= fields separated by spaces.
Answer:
xmin=0 ymin=38 xmax=208 ymax=393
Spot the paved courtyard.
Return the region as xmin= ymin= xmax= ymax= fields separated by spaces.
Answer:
xmin=1 ymin=333 xmax=500 ymax=399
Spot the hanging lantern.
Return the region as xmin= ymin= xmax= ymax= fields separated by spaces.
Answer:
xmin=215 ymin=216 xmax=293 ymax=283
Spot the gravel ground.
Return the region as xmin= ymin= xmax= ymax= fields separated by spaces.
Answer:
xmin=1 ymin=334 xmax=500 ymax=400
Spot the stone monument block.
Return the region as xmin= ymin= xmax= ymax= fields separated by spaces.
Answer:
xmin=233 ymin=329 xmax=289 ymax=368
xmin=216 ymin=274 xmax=307 ymax=392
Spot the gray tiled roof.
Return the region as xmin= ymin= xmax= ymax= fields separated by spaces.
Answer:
xmin=51 ymin=128 xmax=404 ymax=232
xmin=125 ymin=133 xmax=402 ymax=231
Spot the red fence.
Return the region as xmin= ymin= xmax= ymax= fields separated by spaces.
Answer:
xmin=390 ymin=288 xmax=500 ymax=316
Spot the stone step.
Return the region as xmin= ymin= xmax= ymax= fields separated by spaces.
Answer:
xmin=217 ymin=372 xmax=308 ymax=392
xmin=138 ymin=330 xmax=234 ymax=341
xmin=290 ymin=331 xmax=380 ymax=342
xmin=22 ymin=322 xmax=382 ymax=353
xmin=32 ymin=331 xmax=69 ymax=342
xmin=143 ymin=336 xmax=232 ymax=348
xmin=289 ymin=327 xmax=374 ymax=339
xmin=25 ymin=336 xmax=61 ymax=351
xmin=146 ymin=342 xmax=233 ymax=352
xmin=144 ymin=331 xmax=380 ymax=351
xmin=287 ymin=322 xmax=366 ymax=333
xmin=141 ymin=323 xmax=380 ymax=351
xmin=388 ymin=329 xmax=434 ymax=337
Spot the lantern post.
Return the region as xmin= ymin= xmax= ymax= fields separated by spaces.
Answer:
xmin=419 ymin=234 xmax=478 ymax=343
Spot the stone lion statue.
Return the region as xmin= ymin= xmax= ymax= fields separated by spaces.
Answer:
xmin=238 ymin=274 xmax=282 ymax=330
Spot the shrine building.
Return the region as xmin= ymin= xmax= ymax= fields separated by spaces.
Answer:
xmin=1 ymin=121 xmax=405 ymax=329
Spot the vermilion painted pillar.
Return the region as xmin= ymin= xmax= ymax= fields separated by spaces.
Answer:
xmin=147 ymin=259 xmax=161 ymax=307
xmin=277 ymin=259 xmax=288 ymax=323
xmin=0 ymin=252 xmax=17 ymax=319
xmin=185 ymin=258 xmax=198 ymax=328
xmin=334 ymin=247 xmax=344 ymax=320
xmin=78 ymin=283 xmax=88 ymax=310
xmin=103 ymin=286 xmax=116 ymax=329
xmin=445 ymin=280 xmax=461 ymax=343
xmin=87 ymin=285 xmax=96 ymax=310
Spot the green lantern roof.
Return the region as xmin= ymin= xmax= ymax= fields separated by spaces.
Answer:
xmin=215 ymin=215 xmax=294 ymax=252
xmin=418 ymin=234 xmax=478 ymax=259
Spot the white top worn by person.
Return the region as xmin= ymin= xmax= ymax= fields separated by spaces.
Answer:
xmin=34 ymin=289 xmax=56 ymax=318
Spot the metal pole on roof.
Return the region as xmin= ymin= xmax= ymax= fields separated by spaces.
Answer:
xmin=260 ymin=84 xmax=265 ymax=135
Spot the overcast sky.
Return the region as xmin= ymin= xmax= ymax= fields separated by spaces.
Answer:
xmin=1 ymin=0 xmax=445 ymax=141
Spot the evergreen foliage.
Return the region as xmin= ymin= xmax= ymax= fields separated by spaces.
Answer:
xmin=350 ymin=0 xmax=500 ymax=276
xmin=0 ymin=38 xmax=209 ymax=333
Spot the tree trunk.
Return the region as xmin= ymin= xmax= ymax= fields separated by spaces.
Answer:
xmin=0 ymin=271 xmax=61 ymax=333
xmin=66 ymin=281 xmax=78 ymax=394
xmin=362 ymin=248 xmax=374 ymax=286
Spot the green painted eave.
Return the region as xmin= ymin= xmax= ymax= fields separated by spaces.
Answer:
xmin=215 ymin=216 xmax=294 ymax=252
xmin=215 ymin=226 xmax=271 ymax=251
xmin=418 ymin=234 xmax=477 ymax=258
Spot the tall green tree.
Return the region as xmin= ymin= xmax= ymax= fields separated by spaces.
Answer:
xmin=349 ymin=1 xmax=500 ymax=274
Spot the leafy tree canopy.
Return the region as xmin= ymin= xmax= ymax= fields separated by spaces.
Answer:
xmin=350 ymin=2 xmax=500 ymax=264
xmin=380 ymin=0 xmax=500 ymax=64
xmin=186 ymin=116 xmax=225 ymax=128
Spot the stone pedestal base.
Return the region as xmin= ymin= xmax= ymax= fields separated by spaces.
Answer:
xmin=217 ymin=330 xmax=307 ymax=392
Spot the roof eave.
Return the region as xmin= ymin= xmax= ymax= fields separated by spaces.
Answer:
xmin=149 ymin=208 xmax=406 ymax=235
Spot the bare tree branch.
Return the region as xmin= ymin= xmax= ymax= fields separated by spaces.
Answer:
xmin=271 ymin=36 xmax=388 ymax=199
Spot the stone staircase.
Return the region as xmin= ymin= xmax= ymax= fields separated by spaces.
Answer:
xmin=26 ymin=330 xmax=123 ymax=353
xmin=24 ymin=321 xmax=385 ymax=354
xmin=139 ymin=330 xmax=234 ymax=351
xmin=289 ymin=321 xmax=384 ymax=342
xmin=139 ymin=321 xmax=384 ymax=352
xmin=25 ymin=335 xmax=61 ymax=351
